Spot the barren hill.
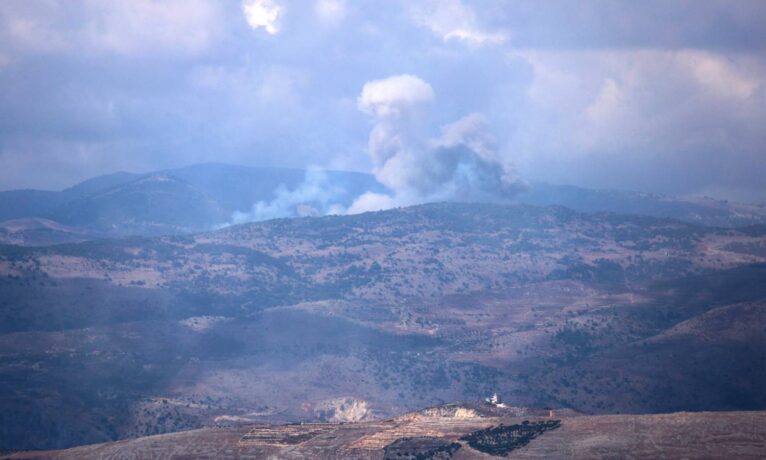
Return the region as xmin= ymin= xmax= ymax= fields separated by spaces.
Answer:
xmin=6 ymin=403 xmax=765 ymax=459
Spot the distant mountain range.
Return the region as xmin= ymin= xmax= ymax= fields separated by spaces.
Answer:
xmin=0 ymin=164 xmax=384 ymax=243
xmin=519 ymin=183 xmax=766 ymax=228
xmin=1 ymin=163 xmax=765 ymax=245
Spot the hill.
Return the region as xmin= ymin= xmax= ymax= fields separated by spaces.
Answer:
xmin=1 ymin=165 xmax=766 ymax=243
xmin=0 ymin=164 xmax=385 ymax=237
xmin=0 ymin=218 xmax=96 ymax=246
xmin=517 ymin=182 xmax=766 ymax=228
xmin=6 ymin=403 xmax=766 ymax=459
xmin=49 ymin=174 xmax=230 ymax=236
xmin=1 ymin=203 xmax=765 ymax=450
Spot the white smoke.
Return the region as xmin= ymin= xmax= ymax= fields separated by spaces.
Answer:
xmin=230 ymin=169 xmax=345 ymax=223
xmin=358 ymin=74 xmax=434 ymax=118
xmin=346 ymin=191 xmax=398 ymax=214
xmin=349 ymin=74 xmax=524 ymax=213
xmin=227 ymin=74 xmax=523 ymax=224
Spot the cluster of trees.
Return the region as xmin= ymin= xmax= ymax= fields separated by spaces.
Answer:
xmin=460 ymin=420 xmax=561 ymax=456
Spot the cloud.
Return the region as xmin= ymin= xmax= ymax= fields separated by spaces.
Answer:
xmin=411 ymin=0 xmax=509 ymax=45
xmin=509 ymin=48 xmax=766 ymax=197
xmin=242 ymin=0 xmax=283 ymax=35
xmin=1 ymin=1 xmax=766 ymax=202
xmin=0 ymin=0 xmax=221 ymax=56
xmin=516 ymin=49 xmax=766 ymax=154
xmin=84 ymin=0 xmax=221 ymax=55
xmin=488 ymin=0 xmax=766 ymax=51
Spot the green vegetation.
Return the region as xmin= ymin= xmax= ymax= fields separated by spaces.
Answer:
xmin=384 ymin=437 xmax=461 ymax=460
xmin=460 ymin=420 xmax=562 ymax=456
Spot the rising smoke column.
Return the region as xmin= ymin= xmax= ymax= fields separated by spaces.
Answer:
xmin=228 ymin=74 xmax=524 ymax=223
xmin=349 ymin=74 xmax=524 ymax=213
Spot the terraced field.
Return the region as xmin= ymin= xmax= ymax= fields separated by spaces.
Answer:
xmin=7 ymin=403 xmax=766 ymax=459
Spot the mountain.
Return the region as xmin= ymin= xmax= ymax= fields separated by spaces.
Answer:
xmin=60 ymin=171 xmax=142 ymax=199
xmin=2 ymin=164 xmax=766 ymax=244
xmin=1 ymin=202 xmax=765 ymax=450
xmin=7 ymin=403 xmax=766 ymax=459
xmin=167 ymin=163 xmax=381 ymax=213
xmin=0 ymin=164 xmax=386 ymax=238
xmin=516 ymin=182 xmax=766 ymax=228
xmin=0 ymin=172 xmax=142 ymax=222
xmin=49 ymin=174 xmax=230 ymax=236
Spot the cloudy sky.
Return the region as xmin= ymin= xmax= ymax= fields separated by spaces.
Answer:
xmin=1 ymin=0 xmax=765 ymax=202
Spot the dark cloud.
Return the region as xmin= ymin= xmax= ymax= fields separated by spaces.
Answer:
xmin=488 ymin=0 xmax=766 ymax=51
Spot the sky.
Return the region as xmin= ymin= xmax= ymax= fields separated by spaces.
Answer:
xmin=0 ymin=0 xmax=765 ymax=203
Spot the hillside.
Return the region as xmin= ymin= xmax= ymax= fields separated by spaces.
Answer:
xmin=0 ymin=164 xmax=385 ymax=237
xmin=1 ymin=165 xmax=766 ymax=243
xmin=6 ymin=403 xmax=766 ymax=459
xmin=0 ymin=218 xmax=95 ymax=246
xmin=1 ymin=203 xmax=765 ymax=450
xmin=517 ymin=182 xmax=766 ymax=228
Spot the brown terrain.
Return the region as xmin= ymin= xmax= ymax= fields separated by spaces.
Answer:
xmin=5 ymin=402 xmax=765 ymax=459
xmin=1 ymin=203 xmax=765 ymax=451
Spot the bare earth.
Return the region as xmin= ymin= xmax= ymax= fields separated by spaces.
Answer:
xmin=6 ymin=404 xmax=765 ymax=459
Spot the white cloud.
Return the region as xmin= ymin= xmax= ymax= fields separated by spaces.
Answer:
xmin=515 ymin=49 xmax=766 ymax=155
xmin=0 ymin=0 xmax=221 ymax=56
xmin=90 ymin=0 xmax=221 ymax=55
xmin=687 ymin=52 xmax=759 ymax=100
xmin=505 ymin=48 xmax=766 ymax=197
xmin=411 ymin=0 xmax=508 ymax=45
xmin=242 ymin=0 xmax=283 ymax=35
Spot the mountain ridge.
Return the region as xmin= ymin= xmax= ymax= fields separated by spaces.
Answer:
xmin=1 ymin=164 xmax=766 ymax=244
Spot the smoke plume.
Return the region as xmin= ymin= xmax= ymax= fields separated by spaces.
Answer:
xmin=230 ymin=169 xmax=346 ymax=223
xmin=349 ymin=74 xmax=524 ymax=213
xmin=228 ymin=74 xmax=524 ymax=224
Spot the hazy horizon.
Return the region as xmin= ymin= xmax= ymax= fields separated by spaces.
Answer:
xmin=4 ymin=161 xmax=766 ymax=208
